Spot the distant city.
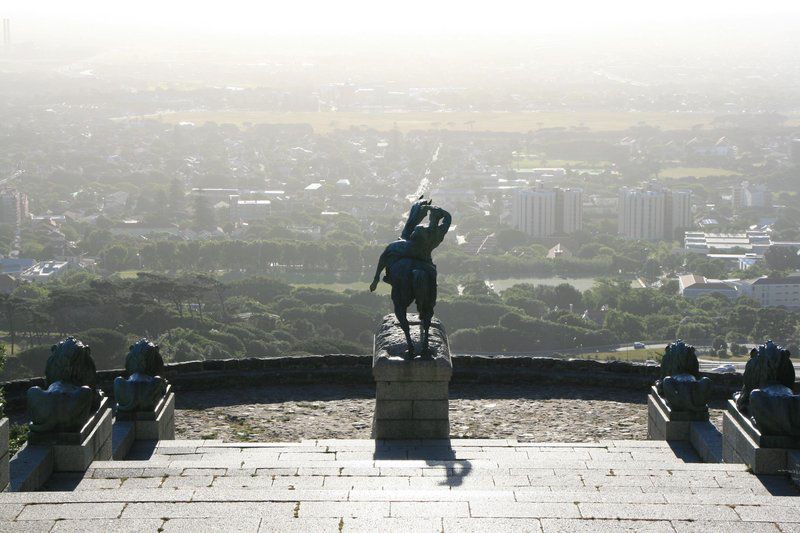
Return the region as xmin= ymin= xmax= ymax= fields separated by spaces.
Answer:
xmin=0 ymin=13 xmax=799 ymax=376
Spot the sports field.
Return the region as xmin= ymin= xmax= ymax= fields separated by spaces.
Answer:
xmin=139 ymin=110 xmax=728 ymax=133
xmin=658 ymin=166 xmax=741 ymax=179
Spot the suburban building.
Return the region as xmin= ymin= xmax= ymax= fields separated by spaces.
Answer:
xmin=0 ymin=257 xmax=35 ymax=275
xmin=732 ymin=181 xmax=771 ymax=209
xmin=512 ymin=182 xmax=583 ymax=238
xmin=546 ymin=243 xmax=571 ymax=259
xmin=746 ymin=275 xmax=800 ymax=309
xmin=678 ymin=274 xmax=739 ymax=300
xmin=556 ymin=188 xmax=583 ymax=234
xmin=229 ymin=196 xmax=271 ymax=222
xmin=679 ymin=273 xmax=800 ymax=308
xmin=618 ymin=185 xmax=692 ymax=241
xmin=684 ymin=231 xmax=772 ymax=254
xmin=20 ymin=261 xmax=69 ymax=282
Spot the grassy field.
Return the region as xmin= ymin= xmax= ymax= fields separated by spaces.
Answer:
xmin=579 ymin=349 xmax=662 ymax=362
xmin=658 ymin=167 xmax=742 ymax=179
xmin=516 ymin=158 xmax=613 ymax=168
xmin=136 ymin=110 xmax=728 ymax=133
xmin=291 ymin=280 xmax=389 ymax=294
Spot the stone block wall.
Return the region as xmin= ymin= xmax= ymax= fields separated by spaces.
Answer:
xmin=1 ymin=354 xmax=743 ymax=413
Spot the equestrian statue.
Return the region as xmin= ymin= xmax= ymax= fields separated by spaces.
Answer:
xmin=370 ymin=197 xmax=451 ymax=359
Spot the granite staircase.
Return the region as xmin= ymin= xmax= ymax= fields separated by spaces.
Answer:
xmin=0 ymin=438 xmax=798 ymax=532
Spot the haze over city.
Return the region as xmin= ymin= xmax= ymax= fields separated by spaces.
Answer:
xmin=1 ymin=0 xmax=800 ymax=527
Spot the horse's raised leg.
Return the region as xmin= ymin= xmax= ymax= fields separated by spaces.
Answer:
xmin=394 ymin=304 xmax=415 ymax=359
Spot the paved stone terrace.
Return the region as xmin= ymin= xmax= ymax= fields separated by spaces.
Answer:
xmin=171 ymin=383 xmax=731 ymax=443
xmin=1 ymin=438 xmax=799 ymax=532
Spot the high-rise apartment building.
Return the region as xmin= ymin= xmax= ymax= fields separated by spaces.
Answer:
xmin=2 ymin=19 xmax=9 ymax=50
xmin=512 ymin=182 xmax=582 ymax=238
xmin=666 ymin=189 xmax=692 ymax=240
xmin=556 ymin=187 xmax=583 ymax=235
xmin=618 ymin=186 xmax=692 ymax=241
xmin=732 ymin=181 xmax=771 ymax=209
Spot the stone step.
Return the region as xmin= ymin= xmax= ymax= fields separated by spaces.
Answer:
xmin=2 ymin=438 xmax=798 ymax=531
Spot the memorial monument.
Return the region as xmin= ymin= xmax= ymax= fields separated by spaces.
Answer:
xmin=370 ymin=197 xmax=453 ymax=438
xmin=724 ymin=340 xmax=800 ymax=473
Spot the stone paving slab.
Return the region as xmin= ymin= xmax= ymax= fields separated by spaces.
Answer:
xmin=1 ymin=438 xmax=798 ymax=530
xmin=670 ymin=521 xmax=782 ymax=532
xmin=51 ymin=518 xmax=164 ymax=532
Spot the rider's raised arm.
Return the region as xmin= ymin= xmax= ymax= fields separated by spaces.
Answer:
xmin=401 ymin=199 xmax=430 ymax=240
xmin=434 ymin=209 xmax=452 ymax=243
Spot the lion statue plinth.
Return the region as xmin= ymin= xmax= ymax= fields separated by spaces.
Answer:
xmin=655 ymin=340 xmax=711 ymax=413
xmin=27 ymin=337 xmax=103 ymax=433
xmin=114 ymin=338 xmax=168 ymax=413
xmin=734 ymin=340 xmax=800 ymax=437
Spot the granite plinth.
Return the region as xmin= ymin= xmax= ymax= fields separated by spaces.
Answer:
xmin=788 ymin=450 xmax=800 ymax=489
xmin=689 ymin=420 xmax=723 ymax=463
xmin=112 ymin=389 xmax=174 ymax=459
xmin=28 ymin=396 xmax=110 ymax=446
xmin=722 ymin=401 xmax=794 ymax=475
xmin=9 ymin=444 xmax=53 ymax=492
xmin=111 ymin=421 xmax=135 ymax=461
xmin=116 ymin=385 xmax=173 ymax=422
xmin=725 ymin=399 xmax=800 ymax=449
xmin=8 ymin=402 xmax=112 ymax=490
xmin=650 ymin=386 xmax=708 ymax=422
xmin=133 ymin=391 xmax=175 ymax=441
xmin=372 ymin=314 xmax=452 ymax=439
xmin=53 ymin=403 xmax=112 ymax=472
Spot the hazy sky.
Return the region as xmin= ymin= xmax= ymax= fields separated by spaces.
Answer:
xmin=4 ymin=0 xmax=800 ymax=41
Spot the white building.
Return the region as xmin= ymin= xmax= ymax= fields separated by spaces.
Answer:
xmin=667 ymin=190 xmax=693 ymax=239
xmin=557 ymin=188 xmax=583 ymax=235
xmin=684 ymin=231 xmax=772 ymax=255
xmin=618 ymin=186 xmax=692 ymax=241
xmin=618 ymin=187 xmax=665 ymax=241
xmin=20 ymin=261 xmax=69 ymax=282
xmin=512 ymin=182 xmax=582 ymax=238
xmin=746 ymin=276 xmax=800 ymax=309
xmin=732 ymin=181 xmax=771 ymax=209
xmin=512 ymin=183 xmax=556 ymax=237
xmin=229 ymin=196 xmax=271 ymax=222
xmin=680 ymin=273 xmax=800 ymax=309
xmin=678 ymin=274 xmax=739 ymax=300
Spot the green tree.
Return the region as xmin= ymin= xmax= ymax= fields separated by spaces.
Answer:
xmin=192 ymin=195 xmax=216 ymax=231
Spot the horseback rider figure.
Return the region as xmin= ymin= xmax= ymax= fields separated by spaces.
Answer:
xmin=370 ymin=198 xmax=452 ymax=360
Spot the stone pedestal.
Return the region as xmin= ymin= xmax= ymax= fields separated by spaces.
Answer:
xmin=116 ymin=386 xmax=175 ymax=440
xmin=647 ymin=387 xmax=708 ymax=440
xmin=113 ymin=387 xmax=175 ymax=460
xmin=0 ymin=418 xmax=8 ymax=490
xmin=722 ymin=399 xmax=798 ymax=475
xmin=9 ymin=444 xmax=53 ymax=492
xmin=11 ymin=399 xmax=112 ymax=490
xmin=28 ymin=396 xmax=112 ymax=472
xmin=788 ymin=451 xmax=800 ymax=489
xmin=372 ymin=314 xmax=452 ymax=439
xmin=647 ymin=387 xmax=721 ymax=461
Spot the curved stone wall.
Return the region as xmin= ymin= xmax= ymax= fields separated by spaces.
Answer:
xmin=1 ymin=355 xmax=743 ymax=413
